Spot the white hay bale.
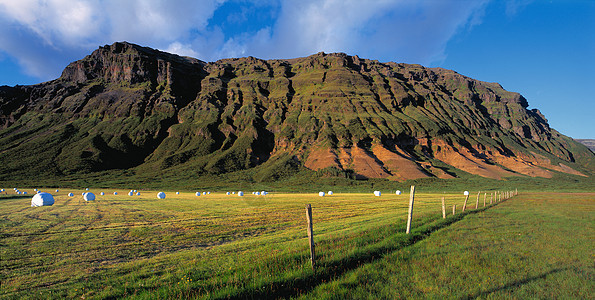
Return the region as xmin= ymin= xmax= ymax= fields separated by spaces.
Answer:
xmin=128 ymin=191 xmax=133 ymax=196
xmin=464 ymin=191 xmax=469 ymax=196
xmin=100 ymin=192 xmax=105 ymax=196
xmin=232 ymin=192 xmax=235 ymax=194
xmin=136 ymin=192 xmax=141 ymax=196
xmin=133 ymin=190 xmax=137 ymax=193
xmin=86 ymin=188 xmax=89 ymax=191
xmin=176 ymin=192 xmax=180 ymax=195
xmin=68 ymin=193 xmax=74 ymax=197
xmin=83 ymin=192 xmax=95 ymax=201
xmin=226 ymin=192 xmax=230 ymax=195
xmin=114 ymin=192 xmax=118 ymax=195
xmin=238 ymin=191 xmax=244 ymax=196
xmin=157 ymin=192 xmax=166 ymax=199
xmin=31 ymin=192 xmax=54 ymax=207
xmin=55 ymin=189 xmax=59 ymax=193
xmin=395 ymin=190 xmax=401 ymax=195
xmin=319 ymin=191 xmax=325 ymax=197
xmin=203 ymin=192 xmax=207 ymax=195
xmin=207 ymin=192 xmax=211 ymax=194
xmin=261 ymin=191 xmax=266 ymax=195
xmin=255 ymin=191 xmax=260 ymax=195
xmin=374 ymin=191 xmax=381 ymax=197
xmin=23 ymin=191 xmax=28 ymax=195
xmin=195 ymin=192 xmax=200 ymax=196
xmin=328 ymin=191 xmax=333 ymax=195
xmin=34 ymin=189 xmax=37 ymax=191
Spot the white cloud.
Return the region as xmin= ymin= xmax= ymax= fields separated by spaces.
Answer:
xmin=0 ymin=0 xmax=492 ymax=82
xmin=0 ymin=0 xmax=225 ymax=80
xmin=164 ymin=42 xmax=198 ymax=58
xmin=236 ymin=0 xmax=491 ymax=65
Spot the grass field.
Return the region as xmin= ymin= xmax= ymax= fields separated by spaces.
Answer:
xmin=0 ymin=188 xmax=592 ymax=299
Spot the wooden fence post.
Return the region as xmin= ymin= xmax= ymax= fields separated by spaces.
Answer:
xmin=490 ymin=192 xmax=493 ymax=204
xmin=462 ymin=194 xmax=469 ymax=212
xmin=475 ymin=191 xmax=480 ymax=209
xmin=453 ymin=204 xmax=456 ymax=215
xmin=483 ymin=193 xmax=486 ymax=207
xmin=441 ymin=196 xmax=446 ymax=219
xmin=406 ymin=186 xmax=415 ymax=234
xmin=305 ymin=204 xmax=315 ymax=270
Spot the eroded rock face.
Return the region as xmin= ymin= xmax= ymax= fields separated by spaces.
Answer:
xmin=0 ymin=42 xmax=592 ymax=181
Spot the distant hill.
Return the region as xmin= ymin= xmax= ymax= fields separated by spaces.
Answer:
xmin=0 ymin=42 xmax=593 ymax=184
xmin=576 ymin=139 xmax=595 ymax=152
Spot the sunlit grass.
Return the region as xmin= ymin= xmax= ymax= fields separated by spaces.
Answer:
xmin=0 ymin=187 xmax=550 ymax=299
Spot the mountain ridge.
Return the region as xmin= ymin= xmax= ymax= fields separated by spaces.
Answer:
xmin=0 ymin=42 xmax=593 ymax=184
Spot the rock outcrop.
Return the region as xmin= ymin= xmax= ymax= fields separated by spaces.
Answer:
xmin=0 ymin=42 xmax=592 ymax=182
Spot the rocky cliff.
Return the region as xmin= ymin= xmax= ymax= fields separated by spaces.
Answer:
xmin=0 ymin=42 xmax=592 ymax=182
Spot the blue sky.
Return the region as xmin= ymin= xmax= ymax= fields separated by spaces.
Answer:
xmin=0 ymin=0 xmax=593 ymax=138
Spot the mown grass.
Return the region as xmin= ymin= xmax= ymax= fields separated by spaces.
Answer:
xmin=1 ymin=188 xmax=506 ymax=299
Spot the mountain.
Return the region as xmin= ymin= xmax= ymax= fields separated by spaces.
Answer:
xmin=575 ymin=139 xmax=595 ymax=152
xmin=0 ymin=42 xmax=593 ymax=184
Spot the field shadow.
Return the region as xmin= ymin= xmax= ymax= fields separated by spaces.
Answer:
xmin=222 ymin=201 xmax=504 ymax=299
xmin=466 ymin=267 xmax=569 ymax=299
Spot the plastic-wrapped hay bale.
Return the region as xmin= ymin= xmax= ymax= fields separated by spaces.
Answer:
xmin=128 ymin=191 xmax=133 ymax=196
xmin=395 ymin=190 xmax=401 ymax=195
xmin=31 ymin=192 xmax=54 ymax=207
xmin=68 ymin=193 xmax=74 ymax=197
xmin=195 ymin=192 xmax=201 ymax=196
xmin=114 ymin=192 xmax=118 ymax=195
xmin=83 ymin=192 xmax=95 ymax=201
xmin=157 ymin=192 xmax=166 ymax=199
xmin=374 ymin=191 xmax=381 ymax=196
xmin=86 ymin=188 xmax=89 ymax=191
xmin=255 ymin=191 xmax=260 ymax=196
xmin=136 ymin=192 xmax=141 ymax=196
xmin=328 ymin=191 xmax=333 ymax=195
xmin=176 ymin=192 xmax=180 ymax=195
xmin=226 ymin=192 xmax=230 ymax=195
xmin=464 ymin=191 xmax=469 ymax=196
xmin=238 ymin=191 xmax=244 ymax=196
xmin=319 ymin=191 xmax=325 ymax=197
xmin=55 ymin=189 xmax=59 ymax=193
xmin=100 ymin=192 xmax=105 ymax=196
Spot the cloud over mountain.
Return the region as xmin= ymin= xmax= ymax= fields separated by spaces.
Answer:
xmin=0 ymin=0 xmax=489 ymax=81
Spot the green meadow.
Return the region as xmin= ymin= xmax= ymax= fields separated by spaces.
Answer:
xmin=0 ymin=189 xmax=593 ymax=299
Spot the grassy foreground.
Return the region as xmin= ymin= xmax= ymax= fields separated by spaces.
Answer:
xmin=0 ymin=189 xmax=592 ymax=299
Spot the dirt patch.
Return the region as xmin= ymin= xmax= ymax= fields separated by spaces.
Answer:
xmin=304 ymin=147 xmax=340 ymax=170
xmin=433 ymin=140 xmax=516 ymax=179
xmin=371 ymin=144 xmax=430 ymax=181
